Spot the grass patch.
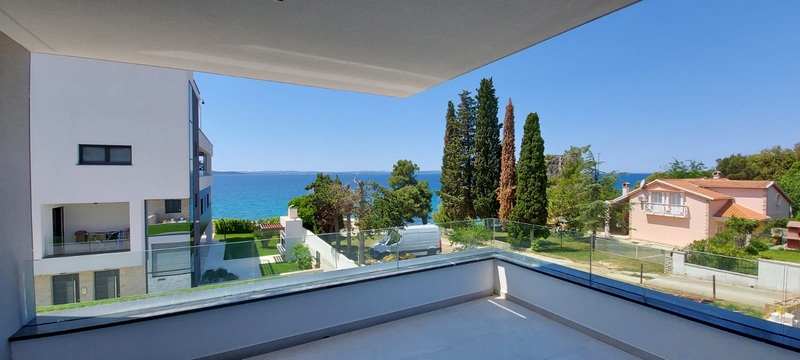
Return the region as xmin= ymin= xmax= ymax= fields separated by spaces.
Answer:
xmin=710 ymin=301 xmax=765 ymax=319
xmin=496 ymin=233 xmax=664 ymax=273
xmin=759 ymin=249 xmax=800 ymax=264
xmin=216 ymin=233 xmax=281 ymax=259
xmin=261 ymin=262 xmax=301 ymax=276
xmin=148 ymin=222 xmax=191 ymax=236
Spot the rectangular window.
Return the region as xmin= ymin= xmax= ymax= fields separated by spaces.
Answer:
xmin=165 ymin=199 xmax=182 ymax=213
xmin=94 ymin=270 xmax=120 ymax=300
xmin=79 ymin=145 xmax=132 ymax=165
xmin=52 ymin=273 xmax=80 ymax=305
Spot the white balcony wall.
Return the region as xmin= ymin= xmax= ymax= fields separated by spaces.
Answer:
xmin=29 ymin=54 xmax=193 ymax=259
xmin=34 ymin=251 xmax=145 ymax=276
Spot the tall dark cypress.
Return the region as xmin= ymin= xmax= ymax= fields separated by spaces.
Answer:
xmin=511 ymin=113 xmax=548 ymax=226
xmin=473 ymin=78 xmax=501 ymax=219
xmin=456 ymin=90 xmax=477 ymax=219
xmin=438 ymin=101 xmax=464 ymax=220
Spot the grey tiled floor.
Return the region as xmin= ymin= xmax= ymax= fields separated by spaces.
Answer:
xmin=249 ymin=296 xmax=641 ymax=360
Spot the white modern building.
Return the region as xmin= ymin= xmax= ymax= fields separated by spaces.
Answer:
xmin=27 ymin=54 xmax=213 ymax=306
xmin=1 ymin=1 xmax=799 ymax=360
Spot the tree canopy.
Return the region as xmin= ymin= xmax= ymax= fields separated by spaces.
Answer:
xmin=510 ymin=113 xmax=548 ymax=226
xmin=497 ymin=98 xmax=516 ymax=221
xmin=473 ymin=78 xmax=502 ymax=219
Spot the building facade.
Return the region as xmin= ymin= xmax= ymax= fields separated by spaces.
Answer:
xmin=29 ymin=54 xmax=213 ymax=306
xmin=610 ymin=174 xmax=792 ymax=248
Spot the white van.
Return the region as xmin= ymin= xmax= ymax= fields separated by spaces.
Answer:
xmin=369 ymin=224 xmax=442 ymax=259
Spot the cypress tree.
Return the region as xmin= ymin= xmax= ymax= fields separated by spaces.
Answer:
xmin=511 ymin=113 xmax=548 ymax=226
xmin=438 ymin=101 xmax=464 ymax=221
xmin=456 ymin=90 xmax=477 ymax=219
xmin=497 ymin=98 xmax=516 ymax=221
xmin=473 ymin=78 xmax=501 ymax=219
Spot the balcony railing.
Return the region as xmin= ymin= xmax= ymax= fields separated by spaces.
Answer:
xmin=643 ymin=202 xmax=687 ymax=218
xmin=45 ymin=231 xmax=131 ymax=257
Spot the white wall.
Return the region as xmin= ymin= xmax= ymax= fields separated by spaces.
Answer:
xmin=0 ymin=32 xmax=34 ymax=360
xmin=767 ymin=186 xmax=792 ymax=220
xmin=29 ymin=54 xmax=193 ymax=259
xmin=758 ymin=259 xmax=800 ymax=294
xmin=11 ymin=261 xmax=494 ymax=359
xmin=497 ymin=260 xmax=798 ymax=360
xmin=34 ymin=251 xmax=145 ymax=276
xmin=304 ymin=231 xmax=358 ymax=270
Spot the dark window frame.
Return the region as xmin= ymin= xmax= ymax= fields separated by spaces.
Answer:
xmin=164 ymin=199 xmax=182 ymax=214
xmin=78 ymin=144 xmax=132 ymax=165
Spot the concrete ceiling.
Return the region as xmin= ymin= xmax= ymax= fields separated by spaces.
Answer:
xmin=0 ymin=0 xmax=637 ymax=97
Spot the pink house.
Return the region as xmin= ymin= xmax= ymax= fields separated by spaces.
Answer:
xmin=609 ymin=173 xmax=793 ymax=248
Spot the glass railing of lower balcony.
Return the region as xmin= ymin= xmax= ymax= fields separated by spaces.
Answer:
xmin=44 ymin=235 xmax=130 ymax=257
xmin=22 ymin=218 xmax=800 ymax=341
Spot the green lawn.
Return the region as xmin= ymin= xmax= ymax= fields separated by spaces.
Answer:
xmin=148 ymin=222 xmax=191 ymax=236
xmin=494 ymin=232 xmax=664 ymax=273
xmin=216 ymin=233 xmax=281 ymax=259
xmin=261 ymin=262 xmax=300 ymax=276
xmin=759 ymin=249 xmax=800 ymax=264
xmin=711 ymin=301 xmax=765 ymax=319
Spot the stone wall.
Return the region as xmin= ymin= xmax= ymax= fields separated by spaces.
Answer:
xmin=33 ymin=265 xmax=146 ymax=307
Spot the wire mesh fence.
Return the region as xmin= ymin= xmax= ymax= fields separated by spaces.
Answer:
xmin=685 ymin=250 xmax=759 ymax=276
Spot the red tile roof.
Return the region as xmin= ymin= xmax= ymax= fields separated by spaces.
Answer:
xmin=683 ymin=178 xmax=773 ymax=189
xmin=659 ymin=179 xmax=732 ymax=200
xmin=259 ymin=223 xmax=284 ymax=231
xmin=714 ymin=202 xmax=770 ymax=221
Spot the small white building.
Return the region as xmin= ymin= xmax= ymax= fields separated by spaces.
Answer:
xmin=29 ymin=54 xmax=214 ymax=306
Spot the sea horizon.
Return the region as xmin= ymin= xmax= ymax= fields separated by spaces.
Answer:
xmin=212 ymin=171 xmax=651 ymax=221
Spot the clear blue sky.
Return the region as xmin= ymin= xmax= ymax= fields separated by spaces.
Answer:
xmin=196 ymin=0 xmax=799 ymax=173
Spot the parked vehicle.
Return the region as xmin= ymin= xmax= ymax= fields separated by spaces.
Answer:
xmin=370 ymin=224 xmax=442 ymax=259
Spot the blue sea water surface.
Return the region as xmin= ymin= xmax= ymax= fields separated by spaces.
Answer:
xmin=212 ymin=172 xmax=442 ymax=221
xmin=213 ymin=172 xmax=650 ymax=221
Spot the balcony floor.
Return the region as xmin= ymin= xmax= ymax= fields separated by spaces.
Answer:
xmin=249 ymin=296 xmax=641 ymax=360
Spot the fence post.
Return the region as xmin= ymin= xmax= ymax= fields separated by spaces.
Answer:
xmin=640 ymin=263 xmax=644 ymax=285
xmin=712 ymin=275 xmax=716 ymax=302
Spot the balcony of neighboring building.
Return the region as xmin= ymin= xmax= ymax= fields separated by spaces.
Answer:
xmin=42 ymin=202 xmax=131 ymax=259
xmin=198 ymin=128 xmax=213 ymax=180
xmin=642 ymin=202 xmax=688 ymax=218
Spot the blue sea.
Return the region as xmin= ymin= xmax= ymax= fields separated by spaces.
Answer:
xmin=212 ymin=171 xmax=650 ymax=221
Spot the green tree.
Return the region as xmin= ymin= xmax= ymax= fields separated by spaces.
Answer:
xmin=497 ymin=98 xmax=517 ymax=221
xmin=389 ymin=159 xmax=419 ymax=189
xmin=287 ymin=174 xmax=353 ymax=234
xmin=437 ymin=101 xmax=462 ymax=222
xmin=456 ymin=90 xmax=477 ymax=219
xmin=511 ymin=113 xmax=548 ymax=227
xmin=715 ymin=154 xmax=755 ymax=180
xmin=546 ymin=146 xmax=619 ymax=231
xmin=473 ymin=78 xmax=501 ymax=219
xmin=646 ymin=159 xmax=712 ymax=182
xmin=750 ymin=145 xmax=799 ymax=180
xmin=778 ymin=162 xmax=800 ymax=214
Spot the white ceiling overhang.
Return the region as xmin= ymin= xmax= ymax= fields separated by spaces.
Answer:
xmin=0 ymin=0 xmax=637 ymax=97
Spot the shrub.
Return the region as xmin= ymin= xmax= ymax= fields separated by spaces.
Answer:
xmin=448 ymin=223 xmax=491 ymax=250
xmin=200 ymin=268 xmax=239 ymax=284
xmin=293 ymin=243 xmax=313 ymax=270
xmin=745 ymin=238 xmax=770 ymax=255
xmin=214 ymin=218 xmax=257 ymax=234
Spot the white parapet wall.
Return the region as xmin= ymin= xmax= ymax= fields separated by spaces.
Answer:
xmin=304 ymin=230 xmax=358 ymax=271
xmin=758 ymin=259 xmax=800 ymax=294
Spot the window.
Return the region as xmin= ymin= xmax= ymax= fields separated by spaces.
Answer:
xmin=165 ymin=199 xmax=182 ymax=213
xmin=94 ymin=270 xmax=120 ymax=300
xmin=79 ymin=145 xmax=131 ymax=165
xmin=52 ymin=273 xmax=80 ymax=305
xmin=647 ymin=191 xmax=686 ymax=216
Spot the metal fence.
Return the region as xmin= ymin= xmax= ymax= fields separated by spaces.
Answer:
xmin=594 ymin=237 xmax=666 ymax=265
xmin=685 ymin=250 xmax=759 ymax=276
